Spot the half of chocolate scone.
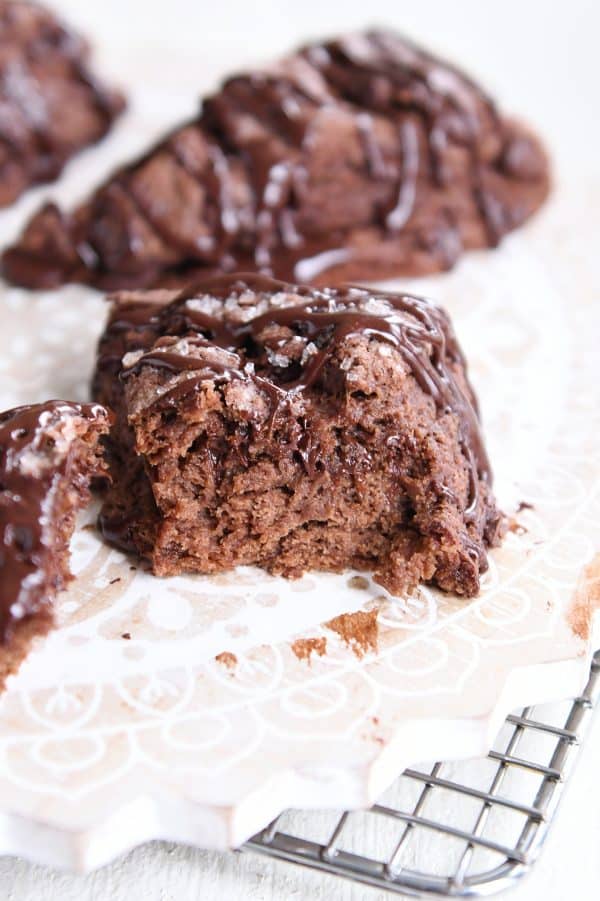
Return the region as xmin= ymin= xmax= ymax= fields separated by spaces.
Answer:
xmin=0 ymin=0 xmax=125 ymax=208
xmin=93 ymin=274 xmax=504 ymax=597
xmin=0 ymin=400 xmax=111 ymax=689
xmin=3 ymin=29 xmax=548 ymax=289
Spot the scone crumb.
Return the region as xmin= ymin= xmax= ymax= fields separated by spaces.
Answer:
xmin=325 ymin=610 xmax=379 ymax=658
xmin=215 ymin=651 xmax=238 ymax=669
xmin=291 ymin=637 xmax=327 ymax=662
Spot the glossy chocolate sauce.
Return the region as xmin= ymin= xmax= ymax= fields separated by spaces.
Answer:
xmin=0 ymin=400 xmax=109 ymax=643
xmin=120 ymin=274 xmax=491 ymax=523
xmin=2 ymin=29 xmax=548 ymax=289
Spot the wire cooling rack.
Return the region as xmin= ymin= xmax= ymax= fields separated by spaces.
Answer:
xmin=245 ymin=650 xmax=600 ymax=897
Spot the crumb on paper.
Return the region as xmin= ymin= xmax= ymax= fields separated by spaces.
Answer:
xmin=508 ymin=517 xmax=527 ymax=536
xmin=121 ymin=632 xmax=131 ymax=640
xmin=109 ymin=577 xmax=121 ymax=585
xmin=325 ymin=609 xmax=379 ymax=658
xmin=567 ymin=556 xmax=600 ymax=641
xmin=347 ymin=575 xmax=369 ymax=591
xmin=517 ymin=501 xmax=534 ymax=512
xmin=291 ymin=637 xmax=327 ymax=662
xmin=215 ymin=651 xmax=237 ymax=669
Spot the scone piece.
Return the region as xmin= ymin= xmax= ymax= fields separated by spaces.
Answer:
xmin=0 ymin=400 xmax=112 ymax=689
xmin=95 ymin=273 xmax=504 ymax=597
xmin=3 ymin=29 xmax=547 ymax=289
xmin=0 ymin=0 xmax=125 ymax=208
xmin=92 ymin=290 xmax=172 ymax=557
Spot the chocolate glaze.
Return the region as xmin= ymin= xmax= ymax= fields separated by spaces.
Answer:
xmin=0 ymin=400 xmax=110 ymax=643
xmin=2 ymin=29 xmax=548 ymax=289
xmin=92 ymin=295 xmax=167 ymax=381
xmin=121 ymin=274 xmax=490 ymax=525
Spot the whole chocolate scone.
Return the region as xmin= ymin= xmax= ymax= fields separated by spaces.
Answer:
xmin=3 ymin=30 xmax=548 ymax=289
xmin=93 ymin=273 xmax=504 ymax=597
xmin=0 ymin=400 xmax=111 ymax=689
xmin=0 ymin=0 xmax=125 ymax=208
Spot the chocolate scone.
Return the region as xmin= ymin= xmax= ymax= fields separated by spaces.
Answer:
xmin=0 ymin=400 xmax=111 ymax=689
xmin=3 ymin=29 xmax=548 ymax=290
xmin=93 ymin=273 xmax=504 ymax=597
xmin=0 ymin=0 xmax=125 ymax=208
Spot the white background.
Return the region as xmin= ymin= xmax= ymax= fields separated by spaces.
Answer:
xmin=1 ymin=0 xmax=599 ymax=898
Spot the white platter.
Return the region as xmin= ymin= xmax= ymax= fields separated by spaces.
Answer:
xmin=0 ymin=92 xmax=598 ymax=872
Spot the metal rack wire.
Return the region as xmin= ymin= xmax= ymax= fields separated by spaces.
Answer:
xmin=245 ymin=650 xmax=600 ymax=897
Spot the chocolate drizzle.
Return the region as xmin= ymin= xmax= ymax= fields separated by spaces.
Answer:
xmin=94 ymin=272 xmax=505 ymax=595
xmin=2 ymin=29 xmax=548 ymax=289
xmin=120 ymin=274 xmax=491 ymax=520
xmin=0 ymin=400 xmax=110 ymax=643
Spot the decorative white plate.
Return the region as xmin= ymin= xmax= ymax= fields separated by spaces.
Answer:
xmin=0 ymin=93 xmax=598 ymax=872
